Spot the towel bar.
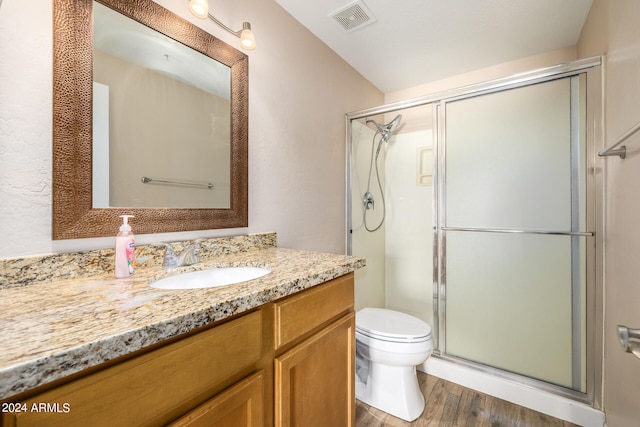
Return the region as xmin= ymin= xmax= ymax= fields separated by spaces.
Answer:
xmin=141 ymin=176 xmax=214 ymax=189
xmin=599 ymin=120 xmax=640 ymax=159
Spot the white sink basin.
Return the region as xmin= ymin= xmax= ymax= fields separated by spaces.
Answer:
xmin=149 ymin=266 xmax=271 ymax=290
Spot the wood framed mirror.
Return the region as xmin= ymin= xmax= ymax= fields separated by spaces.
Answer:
xmin=53 ymin=0 xmax=248 ymax=240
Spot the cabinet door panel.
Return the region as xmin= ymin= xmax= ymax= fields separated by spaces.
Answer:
xmin=275 ymin=313 xmax=355 ymax=427
xmin=168 ymin=371 xmax=263 ymax=427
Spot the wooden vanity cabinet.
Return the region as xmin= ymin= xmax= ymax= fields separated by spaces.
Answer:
xmin=1 ymin=273 xmax=355 ymax=427
xmin=1 ymin=309 xmax=267 ymax=427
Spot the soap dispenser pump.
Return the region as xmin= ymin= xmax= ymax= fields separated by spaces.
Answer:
xmin=115 ymin=215 xmax=135 ymax=278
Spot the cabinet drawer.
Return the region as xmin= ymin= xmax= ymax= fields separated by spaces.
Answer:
xmin=168 ymin=371 xmax=263 ymax=427
xmin=274 ymin=274 xmax=353 ymax=349
xmin=3 ymin=310 xmax=262 ymax=427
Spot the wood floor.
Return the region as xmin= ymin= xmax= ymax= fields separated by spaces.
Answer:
xmin=355 ymin=371 xmax=579 ymax=427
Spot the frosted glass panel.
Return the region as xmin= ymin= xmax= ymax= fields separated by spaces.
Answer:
xmin=385 ymin=129 xmax=434 ymax=325
xmin=442 ymin=75 xmax=587 ymax=392
xmin=446 ymin=231 xmax=578 ymax=388
xmin=446 ymin=79 xmax=571 ymax=230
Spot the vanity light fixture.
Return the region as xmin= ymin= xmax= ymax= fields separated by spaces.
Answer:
xmin=188 ymin=0 xmax=256 ymax=50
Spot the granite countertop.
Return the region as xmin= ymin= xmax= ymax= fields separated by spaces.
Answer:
xmin=0 ymin=241 xmax=365 ymax=400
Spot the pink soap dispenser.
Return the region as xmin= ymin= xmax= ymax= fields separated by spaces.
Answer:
xmin=115 ymin=215 xmax=135 ymax=278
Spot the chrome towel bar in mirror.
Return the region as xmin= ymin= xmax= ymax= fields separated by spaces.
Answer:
xmin=141 ymin=176 xmax=214 ymax=190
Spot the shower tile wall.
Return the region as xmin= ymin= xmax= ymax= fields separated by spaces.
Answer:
xmin=351 ymin=119 xmax=434 ymax=326
xmin=352 ymin=122 xmax=386 ymax=311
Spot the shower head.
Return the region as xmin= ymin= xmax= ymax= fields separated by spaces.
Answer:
xmin=366 ymin=114 xmax=402 ymax=141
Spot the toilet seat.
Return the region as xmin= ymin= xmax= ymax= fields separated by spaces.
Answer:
xmin=356 ymin=308 xmax=432 ymax=343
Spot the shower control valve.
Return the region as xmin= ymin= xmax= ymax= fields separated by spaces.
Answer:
xmin=363 ymin=192 xmax=375 ymax=210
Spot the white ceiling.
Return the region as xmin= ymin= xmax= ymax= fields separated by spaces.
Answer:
xmin=274 ymin=0 xmax=594 ymax=93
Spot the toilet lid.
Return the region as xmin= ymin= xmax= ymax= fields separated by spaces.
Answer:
xmin=356 ymin=308 xmax=432 ymax=342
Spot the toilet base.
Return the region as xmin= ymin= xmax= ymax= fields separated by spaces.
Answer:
xmin=356 ymin=362 xmax=425 ymax=422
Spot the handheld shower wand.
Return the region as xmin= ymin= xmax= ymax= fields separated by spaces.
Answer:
xmin=362 ymin=114 xmax=402 ymax=232
xmin=366 ymin=115 xmax=402 ymax=143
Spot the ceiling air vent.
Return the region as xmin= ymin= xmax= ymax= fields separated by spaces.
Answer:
xmin=331 ymin=1 xmax=376 ymax=33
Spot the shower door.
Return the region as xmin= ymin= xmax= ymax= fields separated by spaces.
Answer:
xmin=438 ymin=74 xmax=594 ymax=393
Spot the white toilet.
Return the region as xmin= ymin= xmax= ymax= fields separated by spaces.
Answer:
xmin=355 ymin=307 xmax=433 ymax=422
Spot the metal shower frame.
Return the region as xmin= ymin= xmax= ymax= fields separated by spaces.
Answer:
xmin=345 ymin=56 xmax=604 ymax=407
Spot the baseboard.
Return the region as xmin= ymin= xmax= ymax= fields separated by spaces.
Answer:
xmin=420 ymin=357 xmax=605 ymax=427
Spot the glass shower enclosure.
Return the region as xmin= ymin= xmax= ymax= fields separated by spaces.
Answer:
xmin=346 ymin=57 xmax=603 ymax=402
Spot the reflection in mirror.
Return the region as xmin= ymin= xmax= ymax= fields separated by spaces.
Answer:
xmin=93 ymin=2 xmax=231 ymax=208
xmin=52 ymin=0 xmax=248 ymax=239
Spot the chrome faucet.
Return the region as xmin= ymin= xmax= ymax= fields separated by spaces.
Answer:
xmin=160 ymin=240 xmax=203 ymax=269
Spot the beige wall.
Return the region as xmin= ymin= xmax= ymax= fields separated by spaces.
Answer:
xmin=579 ymin=0 xmax=640 ymax=425
xmin=0 ymin=0 xmax=383 ymax=258
xmin=385 ymin=47 xmax=577 ymax=104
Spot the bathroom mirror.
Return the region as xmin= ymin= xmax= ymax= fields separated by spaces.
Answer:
xmin=93 ymin=2 xmax=232 ymax=209
xmin=53 ymin=0 xmax=248 ymax=239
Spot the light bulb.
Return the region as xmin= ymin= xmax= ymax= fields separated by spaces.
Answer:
xmin=240 ymin=22 xmax=256 ymax=50
xmin=189 ymin=0 xmax=208 ymax=19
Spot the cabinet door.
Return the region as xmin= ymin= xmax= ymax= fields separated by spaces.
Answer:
xmin=274 ymin=313 xmax=355 ymax=427
xmin=168 ymin=371 xmax=263 ymax=427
